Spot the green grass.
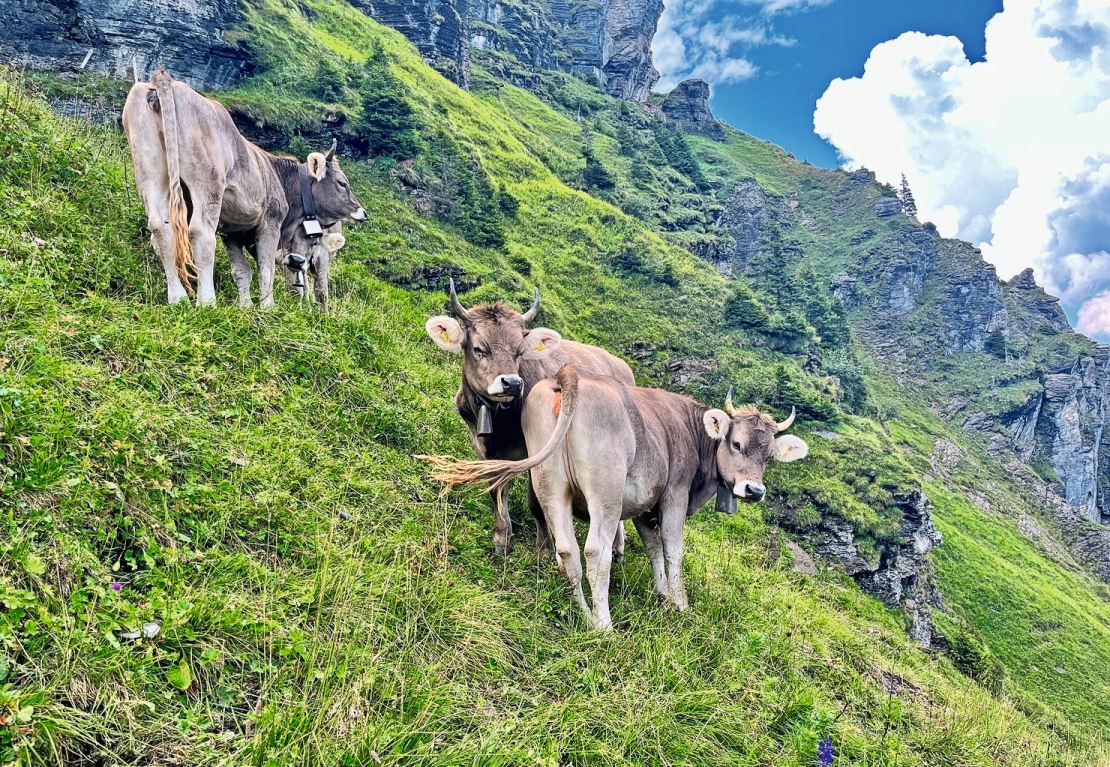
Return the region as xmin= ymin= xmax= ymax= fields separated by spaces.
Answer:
xmin=2 ymin=1 xmax=1110 ymax=761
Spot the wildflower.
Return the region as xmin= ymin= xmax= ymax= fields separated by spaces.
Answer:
xmin=110 ymin=581 xmax=123 ymax=592
xmin=817 ymin=737 xmax=834 ymax=766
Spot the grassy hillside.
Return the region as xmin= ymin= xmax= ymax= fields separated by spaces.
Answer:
xmin=1 ymin=1 xmax=1109 ymax=763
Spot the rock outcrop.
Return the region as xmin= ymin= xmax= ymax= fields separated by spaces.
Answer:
xmin=0 ymin=0 xmax=250 ymax=89
xmin=788 ymin=490 xmax=943 ymax=648
xmin=661 ymin=78 xmax=725 ymax=139
xmin=351 ymin=0 xmax=471 ymax=87
xmin=998 ymin=350 xmax=1110 ymax=525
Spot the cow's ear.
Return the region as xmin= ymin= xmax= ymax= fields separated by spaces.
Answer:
xmin=306 ymin=152 xmax=327 ymax=181
xmin=426 ymin=315 xmax=465 ymax=353
xmin=522 ymin=327 xmax=561 ymax=358
xmin=703 ymin=409 xmax=730 ymax=440
xmin=323 ymin=231 xmax=346 ymax=254
xmin=773 ymin=435 xmax=809 ymax=463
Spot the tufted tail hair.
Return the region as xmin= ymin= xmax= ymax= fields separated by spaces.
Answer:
xmin=150 ymin=69 xmax=195 ymax=294
xmin=417 ymin=364 xmax=580 ymax=495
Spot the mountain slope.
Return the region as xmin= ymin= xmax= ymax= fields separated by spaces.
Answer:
xmin=1 ymin=0 xmax=1109 ymax=763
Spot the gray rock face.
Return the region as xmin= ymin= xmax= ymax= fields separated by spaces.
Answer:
xmin=873 ymin=197 xmax=903 ymax=218
xmin=807 ymin=491 xmax=943 ymax=648
xmin=1000 ymin=350 xmax=1110 ymax=525
xmin=469 ymin=0 xmax=557 ymax=71
xmin=0 ymin=0 xmax=249 ymax=89
xmin=704 ymin=179 xmax=795 ymax=271
xmin=661 ymin=78 xmax=725 ymax=139
xmin=885 ymin=229 xmax=938 ymax=314
xmin=351 ymin=0 xmax=471 ymax=87
xmin=940 ymin=258 xmax=1008 ymax=353
xmin=1006 ymin=267 xmax=1071 ymax=331
xmin=547 ymin=0 xmax=661 ymax=99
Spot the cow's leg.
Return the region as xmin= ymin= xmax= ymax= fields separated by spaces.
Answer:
xmin=255 ymin=225 xmax=281 ymax=309
xmin=491 ymin=485 xmax=512 ymax=557
xmin=147 ymin=211 xmax=188 ymax=305
xmin=659 ymin=498 xmax=689 ymax=611
xmin=312 ymin=247 xmax=330 ymax=312
xmin=543 ymin=490 xmax=590 ymax=626
xmin=613 ymin=522 xmax=626 ymax=563
xmin=226 ymin=240 xmax=254 ymax=308
xmin=527 ymin=480 xmax=551 ymax=552
xmin=582 ymin=499 xmax=622 ymax=631
xmin=633 ymin=516 xmax=667 ymax=600
xmin=189 ymin=197 xmax=221 ymax=307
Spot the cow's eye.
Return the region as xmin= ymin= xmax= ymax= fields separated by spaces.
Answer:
xmin=731 ymin=442 xmax=743 ymax=451
xmin=473 ymin=346 xmax=488 ymax=358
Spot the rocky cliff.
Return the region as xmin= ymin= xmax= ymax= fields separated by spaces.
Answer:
xmin=0 ymin=0 xmax=250 ymax=89
xmin=661 ymin=78 xmax=725 ymax=139
xmin=468 ymin=0 xmax=661 ymax=99
xmin=351 ymin=0 xmax=472 ymax=87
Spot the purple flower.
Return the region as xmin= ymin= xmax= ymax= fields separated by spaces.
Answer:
xmin=110 ymin=581 xmax=123 ymax=592
xmin=817 ymin=737 xmax=834 ymax=766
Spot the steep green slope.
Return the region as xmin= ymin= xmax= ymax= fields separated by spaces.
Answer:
xmin=1 ymin=1 xmax=1109 ymax=763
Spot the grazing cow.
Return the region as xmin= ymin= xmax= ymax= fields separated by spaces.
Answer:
xmin=280 ymin=222 xmax=347 ymax=305
xmin=423 ymin=368 xmax=808 ymax=630
xmin=122 ymin=69 xmax=366 ymax=309
xmin=424 ymin=280 xmax=635 ymax=556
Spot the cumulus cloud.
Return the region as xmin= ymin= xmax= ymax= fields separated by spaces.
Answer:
xmin=813 ymin=0 xmax=1110 ymax=338
xmin=655 ymin=0 xmax=816 ymax=90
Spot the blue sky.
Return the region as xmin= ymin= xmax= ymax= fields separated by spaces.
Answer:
xmin=654 ymin=0 xmax=1004 ymax=168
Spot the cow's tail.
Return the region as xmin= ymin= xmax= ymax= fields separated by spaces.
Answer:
xmin=150 ymin=69 xmax=195 ymax=293
xmin=418 ymin=364 xmax=580 ymax=496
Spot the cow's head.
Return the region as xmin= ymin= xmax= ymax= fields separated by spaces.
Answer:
xmin=305 ymin=140 xmax=367 ymax=225
xmin=703 ymin=389 xmax=808 ymax=506
xmin=425 ymin=279 xmax=562 ymax=403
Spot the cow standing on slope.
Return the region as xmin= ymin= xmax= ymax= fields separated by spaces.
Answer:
xmin=423 ymin=367 xmax=808 ymax=630
xmin=424 ymin=280 xmax=635 ymax=556
xmin=122 ymin=69 xmax=366 ymax=309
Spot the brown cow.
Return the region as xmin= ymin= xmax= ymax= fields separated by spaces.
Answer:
xmin=424 ymin=280 xmax=635 ymax=556
xmin=122 ymin=70 xmax=366 ymax=308
xmin=423 ymin=367 xmax=808 ymax=630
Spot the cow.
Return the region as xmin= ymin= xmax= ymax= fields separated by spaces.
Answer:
xmin=422 ymin=367 xmax=808 ymax=630
xmin=122 ymin=69 xmax=366 ymax=309
xmin=280 ymin=222 xmax=347 ymax=305
xmin=424 ymin=279 xmax=635 ymax=556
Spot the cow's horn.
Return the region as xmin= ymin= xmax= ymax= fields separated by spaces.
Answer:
xmin=325 ymin=138 xmax=337 ymax=160
xmin=776 ymin=406 xmax=797 ymax=432
xmin=724 ymin=386 xmax=737 ymax=416
xmin=521 ymin=287 xmax=540 ymax=323
xmin=448 ymin=277 xmax=470 ymax=319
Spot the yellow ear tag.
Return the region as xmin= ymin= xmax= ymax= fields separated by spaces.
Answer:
xmin=532 ymin=339 xmax=546 ymax=352
xmin=440 ymin=329 xmax=451 ymax=343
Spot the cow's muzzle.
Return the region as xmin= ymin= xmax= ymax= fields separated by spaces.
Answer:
xmin=350 ymin=207 xmax=367 ymax=222
xmin=734 ymin=481 xmax=766 ymax=503
xmin=284 ymin=252 xmax=308 ymax=272
xmin=488 ymin=374 xmax=524 ymax=401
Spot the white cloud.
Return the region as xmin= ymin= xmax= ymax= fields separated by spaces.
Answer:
xmin=655 ymin=0 xmax=809 ymax=90
xmin=813 ymin=0 xmax=1110 ymax=337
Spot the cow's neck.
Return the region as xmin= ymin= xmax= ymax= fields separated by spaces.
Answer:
xmin=461 ymin=382 xmax=522 ymax=441
xmin=690 ymin=403 xmax=724 ymax=507
xmin=264 ymin=154 xmax=334 ymax=240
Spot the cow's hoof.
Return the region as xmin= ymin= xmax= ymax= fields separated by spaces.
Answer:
xmin=494 ymin=543 xmax=510 ymax=558
xmin=612 ymin=551 xmax=625 ymax=564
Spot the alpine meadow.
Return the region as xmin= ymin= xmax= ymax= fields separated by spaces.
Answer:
xmin=1 ymin=0 xmax=1110 ymax=765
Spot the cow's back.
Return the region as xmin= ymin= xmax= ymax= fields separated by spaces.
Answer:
xmin=521 ymin=339 xmax=633 ymax=393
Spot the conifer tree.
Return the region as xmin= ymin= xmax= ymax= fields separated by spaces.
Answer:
xmin=899 ymin=173 xmax=918 ymax=218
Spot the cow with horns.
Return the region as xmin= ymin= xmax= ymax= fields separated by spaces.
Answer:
xmin=424 ymin=280 xmax=635 ymax=556
xmin=122 ymin=69 xmax=366 ymax=309
xmin=422 ymin=368 xmax=808 ymax=630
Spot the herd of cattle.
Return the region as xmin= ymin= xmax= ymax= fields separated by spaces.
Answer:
xmin=124 ymin=70 xmax=810 ymax=631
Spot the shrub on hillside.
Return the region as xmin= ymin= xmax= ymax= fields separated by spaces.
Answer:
xmin=348 ymin=47 xmax=421 ymax=159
